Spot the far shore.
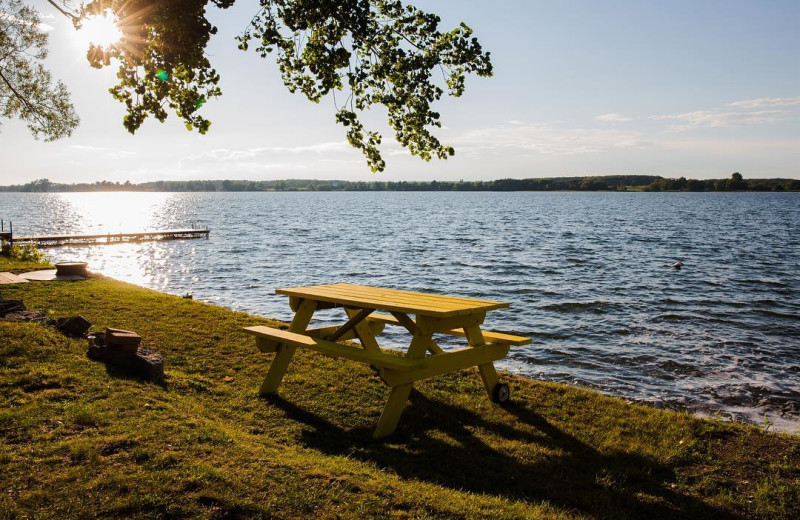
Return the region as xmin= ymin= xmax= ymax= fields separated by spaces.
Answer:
xmin=2 ymin=174 xmax=799 ymax=194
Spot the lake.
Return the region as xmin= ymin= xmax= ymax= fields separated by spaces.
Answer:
xmin=2 ymin=191 xmax=799 ymax=431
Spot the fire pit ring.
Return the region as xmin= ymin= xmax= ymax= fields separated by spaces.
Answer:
xmin=55 ymin=262 xmax=88 ymax=277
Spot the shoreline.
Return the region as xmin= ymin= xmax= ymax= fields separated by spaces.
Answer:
xmin=93 ymin=275 xmax=800 ymax=436
xmin=8 ymin=259 xmax=799 ymax=435
xmin=2 ymin=260 xmax=799 ymax=519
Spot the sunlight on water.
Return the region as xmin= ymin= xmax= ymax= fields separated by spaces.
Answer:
xmin=17 ymin=192 xmax=200 ymax=288
xmin=57 ymin=192 xmax=174 ymax=234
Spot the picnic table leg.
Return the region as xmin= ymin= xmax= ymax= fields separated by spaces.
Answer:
xmin=373 ymin=383 xmax=414 ymax=438
xmin=463 ymin=325 xmax=501 ymax=401
xmin=372 ymin=330 xmax=431 ymax=438
xmin=259 ymin=299 xmax=317 ymax=395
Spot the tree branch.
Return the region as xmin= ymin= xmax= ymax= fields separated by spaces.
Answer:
xmin=44 ymin=0 xmax=77 ymax=20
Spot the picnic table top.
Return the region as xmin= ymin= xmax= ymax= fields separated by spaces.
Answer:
xmin=276 ymin=283 xmax=509 ymax=318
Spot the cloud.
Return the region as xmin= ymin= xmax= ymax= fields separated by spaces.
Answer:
xmin=181 ymin=142 xmax=354 ymax=163
xmin=727 ymin=96 xmax=800 ymax=109
xmin=452 ymin=122 xmax=651 ymax=156
xmin=69 ymin=144 xmax=135 ymax=158
xmin=595 ymin=113 xmax=633 ymax=123
xmin=651 ymin=110 xmax=790 ymax=132
xmin=178 ymin=144 xmax=361 ymax=173
xmin=318 ymin=159 xmax=364 ymax=164
xmin=70 ymin=145 xmax=106 ymax=152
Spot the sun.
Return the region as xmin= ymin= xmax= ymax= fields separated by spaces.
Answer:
xmin=78 ymin=12 xmax=123 ymax=49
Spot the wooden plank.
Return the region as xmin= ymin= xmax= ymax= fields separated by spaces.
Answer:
xmin=258 ymin=298 xmax=316 ymax=394
xmin=381 ymin=343 xmax=511 ymax=387
xmin=328 ymin=307 xmax=374 ymax=341
xmin=246 ymin=325 xmax=324 ymax=346
xmin=326 ymin=286 xmax=489 ymax=308
xmin=244 ymin=326 xmax=423 ymax=371
xmin=318 ymin=285 xmax=503 ymax=312
xmin=281 ymin=285 xmax=473 ymax=314
xmin=367 ymin=313 xmax=531 ymax=346
xmin=15 ymin=229 xmax=210 ymax=247
xmin=17 ymin=229 xmax=208 ymax=241
xmin=373 ymin=384 xmax=413 ymax=439
xmin=328 ymin=283 xmax=502 ymax=306
xmin=385 ymin=312 xmax=444 ymax=355
xmin=304 ymin=322 xmax=380 ymax=341
xmin=345 ymin=308 xmax=383 ymax=354
xmin=372 ymin=324 xmax=433 ymax=438
xmin=276 ymin=283 xmax=508 ymax=317
xmin=418 ymin=314 xmax=486 ymax=335
xmin=278 ymin=287 xmax=459 ymax=317
xmin=464 ymin=325 xmax=501 ymax=401
xmin=0 ymin=272 xmax=29 ymax=285
xmin=388 ymin=311 xmax=417 ymax=333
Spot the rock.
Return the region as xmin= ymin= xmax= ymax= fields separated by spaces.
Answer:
xmin=672 ymin=261 xmax=683 ymax=270
xmin=87 ymin=343 xmax=164 ymax=383
xmin=55 ymin=315 xmax=92 ymax=337
xmin=2 ymin=310 xmax=48 ymax=322
xmin=0 ymin=299 xmax=26 ymax=317
xmin=105 ymin=328 xmax=142 ymax=354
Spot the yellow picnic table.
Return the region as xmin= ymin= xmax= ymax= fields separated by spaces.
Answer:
xmin=244 ymin=283 xmax=531 ymax=438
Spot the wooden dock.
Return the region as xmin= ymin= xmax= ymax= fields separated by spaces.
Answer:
xmin=13 ymin=228 xmax=210 ymax=247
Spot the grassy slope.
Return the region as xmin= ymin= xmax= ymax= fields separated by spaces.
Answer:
xmin=1 ymin=266 xmax=798 ymax=520
xmin=0 ymin=256 xmax=52 ymax=273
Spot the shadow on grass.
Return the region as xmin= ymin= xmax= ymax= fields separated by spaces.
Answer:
xmin=265 ymin=392 xmax=742 ymax=520
xmin=94 ymin=359 xmax=168 ymax=389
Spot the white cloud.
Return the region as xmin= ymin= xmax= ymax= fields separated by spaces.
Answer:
xmin=727 ymin=96 xmax=800 ymax=109
xmin=69 ymin=144 xmax=135 ymax=158
xmin=595 ymin=113 xmax=633 ymax=123
xmin=452 ymin=122 xmax=651 ymax=156
xmin=70 ymin=144 xmax=106 ymax=152
xmin=318 ymin=159 xmax=363 ymax=164
xmin=179 ymin=144 xmax=356 ymax=173
xmin=181 ymin=142 xmax=353 ymax=164
xmin=651 ymin=110 xmax=790 ymax=132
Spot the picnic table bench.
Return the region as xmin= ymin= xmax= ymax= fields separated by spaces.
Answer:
xmin=244 ymin=283 xmax=530 ymax=438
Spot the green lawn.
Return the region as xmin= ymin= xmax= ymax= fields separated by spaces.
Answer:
xmin=1 ymin=260 xmax=798 ymax=519
xmin=0 ymin=256 xmax=51 ymax=273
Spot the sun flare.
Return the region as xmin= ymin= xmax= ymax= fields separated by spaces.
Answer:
xmin=78 ymin=12 xmax=122 ymax=49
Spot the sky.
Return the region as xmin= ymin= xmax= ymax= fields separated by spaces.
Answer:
xmin=1 ymin=0 xmax=799 ymax=184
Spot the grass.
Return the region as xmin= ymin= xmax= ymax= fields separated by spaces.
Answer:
xmin=0 ymin=255 xmax=51 ymax=272
xmin=0 ymin=243 xmax=52 ymax=272
xmin=1 ymin=259 xmax=798 ymax=520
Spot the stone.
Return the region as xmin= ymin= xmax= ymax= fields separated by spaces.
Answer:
xmin=55 ymin=315 xmax=92 ymax=337
xmin=0 ymin=299 xmax=26 ymax=317
xmin=105 ymin=328 xmax=142 ymax=353
xmin=2 ymin=310 xmax=47 ymax=322
xmin=87 ymin=343 xmax=164 ymax=383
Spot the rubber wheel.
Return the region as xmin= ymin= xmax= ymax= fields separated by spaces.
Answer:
xmin=492 ymin=383 xmax=510 ymax=404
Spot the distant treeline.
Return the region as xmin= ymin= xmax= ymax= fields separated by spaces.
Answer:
xmin=2 ymin=174 xmax=798 ymax=193
xmin=643 ymin=172 xmax=800 ymax=192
